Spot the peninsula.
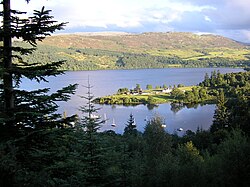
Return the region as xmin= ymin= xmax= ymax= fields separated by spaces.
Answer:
xmin=94 ymin=83 xmax=215 ymax=105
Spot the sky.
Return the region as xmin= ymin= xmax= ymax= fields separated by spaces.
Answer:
xmin=12 ymin=0 xmax=250 ymax=42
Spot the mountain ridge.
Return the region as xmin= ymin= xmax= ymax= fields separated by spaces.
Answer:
xmin=17 ymin=32 xmax=250 ymax=70
xmin=43 ymin=32 xmax=245 ymax=51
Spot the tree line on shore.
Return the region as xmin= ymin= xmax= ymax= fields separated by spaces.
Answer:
xmin=1 ymin=100 xmax=249 ymax=186
xmin=95 ymin=70 xmax=250 ymax=107
xmin=16 ymin=42 xmax=250 ymax=71
xmin=1 ymin=1 xmax=249 ymax=186
xmin=1 ymin=69 xmax=249 ymax=186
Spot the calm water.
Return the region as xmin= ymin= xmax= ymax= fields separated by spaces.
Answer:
xmin=21 ymin=68 xmax=244 ymax=134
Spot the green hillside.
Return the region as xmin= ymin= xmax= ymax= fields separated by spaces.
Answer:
xmin=16 ymin=32 xmax=250 ymax=70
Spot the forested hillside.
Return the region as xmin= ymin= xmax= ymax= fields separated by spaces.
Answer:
xmin=16 ymin=32 xmax=250 ymax=70
xmin=1 ymin=0 xmax=250 ymax=186
xmin=1 ymin=71 xmax=250 ymax=186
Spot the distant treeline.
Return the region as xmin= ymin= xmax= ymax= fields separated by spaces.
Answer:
xmin=15 ymin=41 xmax=250 ymax=71
xmin=95 ymin=71 xmax=250 ymax=106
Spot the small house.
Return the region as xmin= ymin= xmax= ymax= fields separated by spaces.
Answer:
xmin=162 ymin=88 xmax=172 ymax=93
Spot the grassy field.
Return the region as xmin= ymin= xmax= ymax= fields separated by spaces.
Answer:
xmin=95 ymin=94 xmax=175 ymax=105
xmin=15 ymin=32 xmax=250 ymax=70
xmin=95 ymin=86 xmax=198 ymax=105
xmin=147 ymin=48 xmax=250 ymax=61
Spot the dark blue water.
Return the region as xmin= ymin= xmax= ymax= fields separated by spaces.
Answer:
xmin=21 ymin=68 xmax=244 ymax=134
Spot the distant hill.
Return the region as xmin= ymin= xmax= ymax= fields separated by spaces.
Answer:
xmin=43 ymin=32 xmax=245 ymax=50
xmin=17 ymin=32 xmax=250 ymax=70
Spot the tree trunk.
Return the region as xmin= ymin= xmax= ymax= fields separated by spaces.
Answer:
xmin=3 ymin=0 xmax=14 ymax=119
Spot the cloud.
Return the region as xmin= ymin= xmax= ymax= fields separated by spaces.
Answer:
xmin=12 ymin=0 xmax=213 ymax=28
xmin=9 ymin=0 xmax=250 ymax=42
xmin=204 ymin=0 xmax=250 ymax=30
xmin=204 ymin=16 xmax=211 ymax=22
xmin=170 ymin=11 xmax=216 ymax=32
xmin=216 ymin=29 xmax=250 ymax=43
xmin=242 ymin=30 xmax=250 ymax=41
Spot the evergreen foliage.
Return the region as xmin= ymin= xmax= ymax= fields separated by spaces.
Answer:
xmin=0 ymin=2 xmax=249 ymax=186
xmin=117 ymin=87 xmax=129 ymax=94
xmin=171 ymin=87 xmax=185 ymax=99
xmin=214 ymin=130 xmax=250 ymax=186
xmin=211 ymin=90 xmax=230 ymax=132
xmin=10 ymin=30 xmax=250 ymax=71
xmin=0 ymin=0 xmax=77 ymax=135
xmin=0 ymin=116 xmax=249 ymax=186
xmin=198 ymin=71 xmax=250 ymax=135
xmin=146 ymin=84 xmax=153 ymax=90
xmin=10 ymin=40 xmax=250 ymax=71
xmin=78 ymin=81 xmax=103 ymax=133
xmin=124 ymin=113 xmax=137 ymax=137
xmin=143 ymin=116 xmax=172 ymax=159
xmin=76 ymin=81 xmax=105 ymax=186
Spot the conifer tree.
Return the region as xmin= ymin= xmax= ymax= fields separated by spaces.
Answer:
xmin=123 ymin=113 xmax=141 ymax=187
xmin=143 ymin=116 xmax=172 ymax=159
xmin=0 ymin=0 xmax=77 ymax=135
xmin=77 ymin=80 xmax=104 ymax=186
xmin=124 ymin=113 xmax=137 ymax=137
xmin=204 ymin=72 xmax=210 ymax=87
xmin=211 ymin=90 xmax=230 ymax=133
xmin=143 ymin=116 xmax=172 ymax=187
xmin=78 ymin=80 xmax=104 ymax=133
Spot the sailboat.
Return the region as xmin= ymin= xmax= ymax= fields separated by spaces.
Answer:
xmin=132 ymin=116 xmax=136 ymax=126
xmin=90 ymin=114 xmax=100 ymax=119
xmin=177 ymin=127 xmax=183 ymax=131
xmin=111 ymin=118 xmax=116 ymax=127
xmin=103 ymin=113 xmax=107 ymax=123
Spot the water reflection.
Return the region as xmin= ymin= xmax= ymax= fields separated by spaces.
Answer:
xmin=146 ymin=104 xmax=158 ymax=110
xmin=20 ymin=68 xmax=243 ymax=134
xmin=170 ymin=103 xmax=185 ymax=113
xmin=95 ymin=102 xmax=215 ymax=134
